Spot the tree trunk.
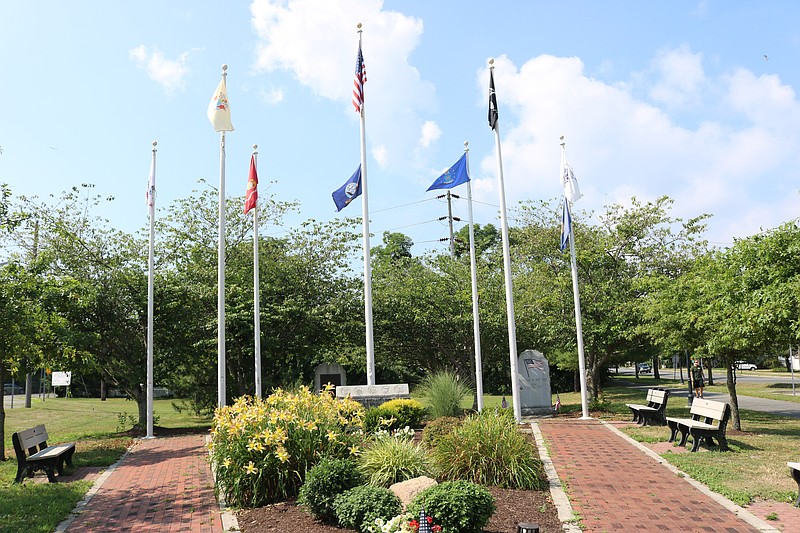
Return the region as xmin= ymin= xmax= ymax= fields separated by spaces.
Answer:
xmin=726 ymin=365 xmax=741 ymax=431
xmin=0 ymin=364 xmax=6 ymax=461
xmin=653 ymin=357 xmax=660 ymax=380
xmin=706 ymin=358 xmax=714 ymax=386
xmin=100 ymin=379 xmax=107 ymax=401
xmin=25 ymin=372 xmax=33 ymax=408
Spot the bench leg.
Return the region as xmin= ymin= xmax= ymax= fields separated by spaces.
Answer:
xmin=689 ymin=434 xmax=702 ymax=452
xmin=14 ymin=463 xmax=27 ymax=483
xmin=629 ymin=408 xmax=639 ymax=424
xmin=43 ymin=464 xmax=58 ymax=483
xmin=678 ymin=428 xmax=691 ymax=448
xmin=667 ymin=422 xmax=678 ymax=443
xmin=716 ymin=435 xmax=729 ymax=452
xmin=791 ymin=468 xmax=800 ymax=507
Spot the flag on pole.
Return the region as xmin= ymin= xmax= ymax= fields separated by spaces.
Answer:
xmin=560 ymin=196 xmax=571 ymax=252
xmin=417 ymin=507 xmax=434 ymax=533
xmin=146 ymin=152 xmax=156 ymax=207
xmin=244 ymin=154 xmax=258 ymax=214
xmin=560 ymin=153 xmax=582 ymax=204
xmin=332 ymin=165 xmax=362 ymax=211
xmin=555 ymin=393 xmax=562 ymax=411
xmin=488 ymin=68 xmax=498 ymax=130
xmin=352 ymin=42 xmax=367 ymax=113
xmin=207 ymin=76 xmax=234 ymax=132
xmin=427 ymin=153 xmax=469 ymax=191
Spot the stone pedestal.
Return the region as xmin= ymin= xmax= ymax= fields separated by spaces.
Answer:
xmin=517 ymin=350 xmax=553 ymax=416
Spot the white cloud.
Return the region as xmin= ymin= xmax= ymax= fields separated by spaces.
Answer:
xmin=371 ymin=144 xmax=388 ymax=168
xmin=261 ymin=86 xmax=285 ymax=104
xmin=129 ymin=45 xmax=192 ymax=95
xmin=473 ymin=51 xmax=800 ymax=245
xmin=647 ymin=44 xmax=706 ymax=108
xmin=250 ymin=0 xmax=436 ymax=169
xmin=418 ymin=121 xmax=442 ymax=149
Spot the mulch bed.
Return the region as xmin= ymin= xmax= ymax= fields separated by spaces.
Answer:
xmin=236 ymin=485 xmax=562 ymax=532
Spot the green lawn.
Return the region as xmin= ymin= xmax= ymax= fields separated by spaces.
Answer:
xmin=1 ymin=397 xmax=212 ymax=533
xmin=573 ymin=376 xmax=800 ymax=506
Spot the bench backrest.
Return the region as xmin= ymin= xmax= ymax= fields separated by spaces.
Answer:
xmin=689 ymin=399 xmax=728 ymax=427
xmin=16 ymin=424 xmax=49 ymax=453
xmin=646 ymin=388 xmax=668 ymax=405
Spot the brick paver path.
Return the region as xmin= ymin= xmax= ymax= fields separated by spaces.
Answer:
xmin=65 ymin=434 xmax=223 ymax=533
xmin=538 ymin=419 xmax=762 ymax=532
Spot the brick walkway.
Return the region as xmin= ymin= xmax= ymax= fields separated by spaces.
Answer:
xmin=63 ymin=434 xmax=223 ymax=533
xmin=538 ymin=419 xmax=769 ymax=532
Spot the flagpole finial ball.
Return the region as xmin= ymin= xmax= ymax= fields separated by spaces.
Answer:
xmin=489 ymin=58 xmax=494 ymax=66
xmin=152 ymin=141 xmax=157 ymax=147
xmin=253 ymin=144 xmax=257 ymax=150
xmin=357 ymin=22 xmax=362 ymax=29
xmin=464 ymin=140 xmax=469 ymax=149
xmin=222 ymin=64 xmax=228 ymax=72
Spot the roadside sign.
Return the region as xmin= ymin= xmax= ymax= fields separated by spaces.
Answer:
xmin=52 ymin=371 xmax=72 ymax=387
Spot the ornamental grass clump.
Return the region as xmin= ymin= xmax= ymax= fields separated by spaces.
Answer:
xmin=358 ymin=434 xmax=431 ymax=487
xmin=209 ymin=386 xmax=365 ymax=507
xmin=415 ymin=370 xmax=472 ymax=418
xmin=431 ymin=410 xmax=546 ymax=490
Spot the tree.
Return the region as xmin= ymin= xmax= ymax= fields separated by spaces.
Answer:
xmin=512 ymin=196 xmax=708 ymax=400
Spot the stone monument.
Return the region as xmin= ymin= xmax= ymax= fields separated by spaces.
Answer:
xmin=314 ymin=362 xmax=347 ymax=394
xmin=517 ymin=349 xmax=553 ymax=416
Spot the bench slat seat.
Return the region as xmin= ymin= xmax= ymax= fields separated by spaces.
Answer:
xmin=12 ymin=424 xmax=75 ymax=483
xmin=665 ymin=398 xmax=730 ymax=452
xmin=625 ymin=388 xmax=670 ymax=426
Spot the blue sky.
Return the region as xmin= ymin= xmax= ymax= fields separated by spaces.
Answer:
xmin=1 ymin=0 xmax=799 ymax=256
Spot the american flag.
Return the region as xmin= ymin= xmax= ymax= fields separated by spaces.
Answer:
xmin=555 ymin=394 xmax=562 ymax=411
xmin=418 ymin=507 xmax=433 ymax=533
xmin=352 ymin=42 xmax=366 ymax=113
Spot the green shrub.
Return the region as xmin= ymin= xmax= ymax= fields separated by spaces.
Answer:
xmin=334 ymin=485 xmax=402 ymax=533
xmin=421 ymin=416 xmax=462 ymax=449
xmin=209 ymin=388 xmax=365 ymax=507
xmin=359 ymin=435 xmax=430 ymax=487
xmin=408 ymin=480 xmax=494 ymax=533
xmin=363 ymin=406 xmax=399 ymax=434
xmin=298 ymin=458 xmax=365 ymax=522
xmin=415 ymin=371 xmax=472 ymax=418
xmin=431 ymin=410 xmax=546 ymax=490
xmin=379 ymin=398 xmax=428 ymax=429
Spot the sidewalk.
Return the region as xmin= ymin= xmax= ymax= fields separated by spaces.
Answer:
xmin=536 ymin=418 xmax=796 ymax=532
xmin=58 ymin=434 xmax=229 ymax=533
xmin=53 ymin=419 xmax=800 ymax=533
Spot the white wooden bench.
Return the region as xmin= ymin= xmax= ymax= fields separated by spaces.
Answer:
xmin=665 ymin=398 xmax=730 ymax=452
xmin=625 ymin=388 xmax=670 ymax=426
xmin=12 ymin=424 xmax=76 ymax=483
xmin=789 ymin=462 xmax=800 ymax=507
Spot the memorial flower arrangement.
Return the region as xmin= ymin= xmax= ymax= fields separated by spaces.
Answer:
xmin=209 ymin=385 xmax=364 ymax=507
xmin=365 ymin=512 xmax=441 ymax=533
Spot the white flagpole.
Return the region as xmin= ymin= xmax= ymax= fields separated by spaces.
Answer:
xmin=464 ymin=141 xmax=484 ymax=411
xmin=561 ymin=138 xmax=590 ymax=419
xmin=217 ymin=65 xmax=228 ymax=409
xmin=356 ymin=24 xmax=376 ymax=386
xmin=146 ymin=140 xmax=156 ymax=439
xmin=252 ymin=145 xmax=262 ymax=399
xmin=489 ymin=60 xmax=521 ymax=422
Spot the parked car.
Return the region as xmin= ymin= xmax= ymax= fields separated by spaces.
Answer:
xmin=3 ymin=383 xmax=24 ymax=395
xmin=638 ymin=362 xmax=652 ymax=373
xmin=735 ymin=361 xmax=757 ymax=371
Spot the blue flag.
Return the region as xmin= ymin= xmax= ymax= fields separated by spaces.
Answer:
xmin=332 ymin=165 xmax=362 ymax=212
xmin=427 ymin=153 xmax=469 ymax=191
xmin=560 ymin=196 xmax=571 ymax=252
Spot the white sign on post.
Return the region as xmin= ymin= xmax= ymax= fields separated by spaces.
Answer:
xmin=52 ymin=371 xmax=72 ymax=387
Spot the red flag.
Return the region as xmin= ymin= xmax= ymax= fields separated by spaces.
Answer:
xmin=244 ymin=154 xmax=258 ymax=214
